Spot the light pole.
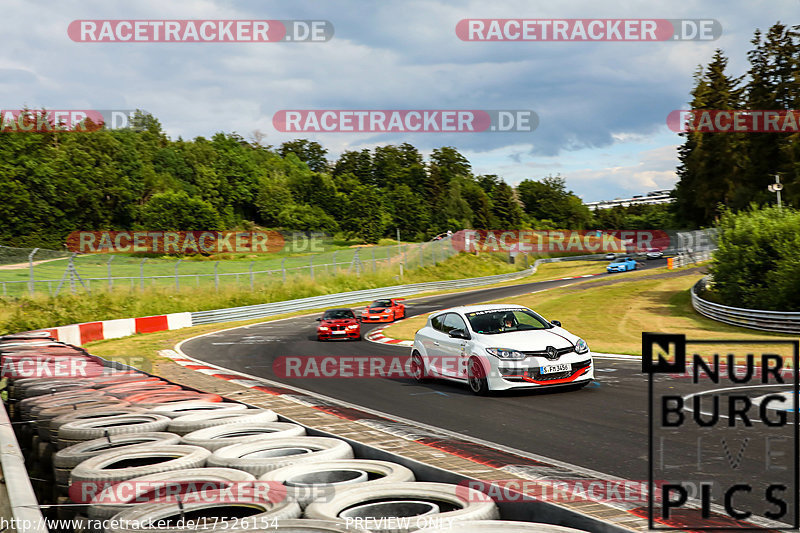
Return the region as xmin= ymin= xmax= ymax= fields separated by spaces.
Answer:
xmin=767 ymin=175 xmax=783 ymax=209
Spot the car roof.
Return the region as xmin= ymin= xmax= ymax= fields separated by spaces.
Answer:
xmin=432 ymin=304 xmax=528 ymax=316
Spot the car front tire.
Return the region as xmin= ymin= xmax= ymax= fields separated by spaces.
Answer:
xmin=410 ymin=352 xmax=429 ymax=383
xmin=467 ymin=357 xmax=490 ymax=396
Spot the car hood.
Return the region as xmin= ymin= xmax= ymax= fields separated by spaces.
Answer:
xmin=366 ymin=308 xmax=386 ymax=313
xmin=320 ymin=319 xmax=358 ymax=326
xmin=472 ymin=328 xmax=579 ymax=351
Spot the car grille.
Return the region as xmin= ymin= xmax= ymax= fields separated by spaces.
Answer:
xmin=331 ymin=325 xmax=346 ymax=331
xmin=521 ymin=347 xmax=574 ymax=359
xmin=501 ymin=359 xmax=591 ymax=382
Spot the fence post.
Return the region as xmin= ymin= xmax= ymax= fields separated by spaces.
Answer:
xmin=310 ymin=255 xmax=314 ymax=280
xmin=214 ymin=261 xmax=220 ymax=291
xmin=107 ymin=256 xmax=114 ymax=291
xmin=249 ymin=261 xmax=255 ymax=290
xmin=28 ymin=248 xmax=39 ymax=296
xmin=174 ymin=259 xmax=182 ymax=290
xmin=332 ymin=251 xmax=337 ymax=275
xmin=281 ymin=258 xmax=286 ymax=282
xmin=139 ymin=258 xmax=147 ymax=291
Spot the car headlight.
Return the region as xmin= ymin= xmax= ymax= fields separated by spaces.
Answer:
xmin=346 ymin=324 xmax=359 ymax=329
xmin=575 ymin=338 xmax=589 ymax=354
xmin=319 ymin=327 xmax=329 ymax=331
xmin=486 ymin=347 xmax=527 ymax=360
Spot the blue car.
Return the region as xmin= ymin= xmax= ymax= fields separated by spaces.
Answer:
xmin=607 ymin=256 xmax=637 ymax=273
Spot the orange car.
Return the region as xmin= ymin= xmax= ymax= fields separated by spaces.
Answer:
xmin=361 ymin=298 xmax=406 ymax=323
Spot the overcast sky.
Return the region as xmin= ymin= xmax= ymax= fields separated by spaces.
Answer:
xmin=2 ymin=0 xmax=795 ymax=201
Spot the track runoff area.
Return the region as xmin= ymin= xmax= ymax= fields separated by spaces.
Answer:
xmin=179 ymin=257 xmax=799 ymax=529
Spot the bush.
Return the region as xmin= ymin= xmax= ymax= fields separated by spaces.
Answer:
xmin=709 ymin=205 xmax=800 ymax=311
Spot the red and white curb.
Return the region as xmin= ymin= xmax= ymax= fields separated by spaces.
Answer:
xmin=365 ymin=326 xmax=414 ymax=347
xmin=32 ymin=312 xmax=192 ymax=346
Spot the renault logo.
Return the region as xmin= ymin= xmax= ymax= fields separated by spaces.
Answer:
xmin=546 ymin=346 xmax=558 ymax=360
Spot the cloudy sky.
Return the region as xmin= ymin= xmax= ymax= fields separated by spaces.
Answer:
xmin=2 ymin=0 xmax=795 ymax=201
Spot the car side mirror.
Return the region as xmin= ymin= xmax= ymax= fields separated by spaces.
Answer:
xmin=550 ymin=320 xmax=561 ymax=327
xmin=449 ymin=329 xmax=470 ymax=340
xmin=316 ymin=317 xmax=322 ymax=322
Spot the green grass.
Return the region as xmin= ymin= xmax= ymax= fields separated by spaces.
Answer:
xmin=0 ymin=252 xmax=523 ymax=334
xmin=0 ymin=240 xmax=431 ymax=296
xmin=383 ymin=266 xmax=796 ymax=356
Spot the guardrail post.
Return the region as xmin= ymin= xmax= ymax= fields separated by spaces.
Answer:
xmin=28 ymin=247 xmax=39 ymax=295
xmin=175 ymin=258 xmax=182 ymax=290
xmin=249 ymin=261 xmax=255 ymax=289
xmin=214 ymin=261 xmax=220 ymax=291
xmin=107 ymin=255 xmax=114 ymax=291
xmin=281 ymin=257 xmax=286 ymax=282
xmin=140 ymin=258 xmax=147 ymax=291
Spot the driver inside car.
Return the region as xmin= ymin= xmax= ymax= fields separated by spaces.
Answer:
xmin=501 ymin=313 xmax=516 ymax=331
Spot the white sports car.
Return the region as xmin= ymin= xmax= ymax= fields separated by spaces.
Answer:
xmin=410 ymin=304 xmax=594 ymax=395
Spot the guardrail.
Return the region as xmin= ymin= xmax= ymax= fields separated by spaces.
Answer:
xmin=0 ymin=401 xmax=48 ymax=533
xmin=691 ymin=276 xmax=800 ymax=334
xmin=669 ymin=250 xmax=713 ymax=269
xmin=191 ymin=253 xmax=608 ymax=325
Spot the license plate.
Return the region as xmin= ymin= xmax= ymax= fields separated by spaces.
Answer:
xmin=332 ymin=331 xmax=346 ymax=335
xmin=540 ymin=363 xmax=570 ymax=374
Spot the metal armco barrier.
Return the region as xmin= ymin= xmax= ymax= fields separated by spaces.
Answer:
xmin=191 ymin=254 xmax=606 ymax=325
xmin=692 ymin=276 xmax=800 ymax=334
xmin=0 ymin=402 xmax=48 ymax=533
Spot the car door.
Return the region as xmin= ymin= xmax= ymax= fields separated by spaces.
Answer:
xmin=421 ymin=313 xmax=449 ymax=376
xmin=439 ymin=313 xmax=470 ymax=379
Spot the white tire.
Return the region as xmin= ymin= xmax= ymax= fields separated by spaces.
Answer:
xmin=304 ymin=482 xmax=499 ymax=532
xmin=167 ymin=409 xmax=277 ymax=436
xmin=260 ymin=459 xmax=415 ymax=508
xmin=53 ymin=432 xmax=182 ymax=473
xmin=36 ymin=401 xmax=129 ymax=441
xmin=58 ymin=414 xmax=171 ymax=446
xmin=103 ymin=493 xmax=301 ymax=533
xmin=182 ymin=422 xmax=306 ymax=451
xmin=415 ymin=520 xmax=587 ymax=532
xmin=208 ymin=437 xmax=354 ymax=476
xmin=50 ymin=407 xmax=147 ymax=444
xmin=148 ymin=401 xmax=248 ymax=419
xmin=87 ymin=467 xmax=255 ymax=520
xmin=69 ymin=445 xmax=211 ymax=499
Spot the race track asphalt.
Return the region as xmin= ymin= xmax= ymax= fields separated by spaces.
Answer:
xmin=181 ymin=258 xmax=795 ymax=522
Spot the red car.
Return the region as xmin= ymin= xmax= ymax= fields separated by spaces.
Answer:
xmin=316 ymin=308 xmax=361 ymax=341
xmin=361 ymin=298 xmax=406 ymax=323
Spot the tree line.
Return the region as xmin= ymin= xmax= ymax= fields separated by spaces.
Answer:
xmin=0 ymin=117 xmax=680 ymax=249
xmin=673 ymin=22 xmax=800 ymax=226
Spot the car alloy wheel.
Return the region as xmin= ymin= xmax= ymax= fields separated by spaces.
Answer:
xmin=467 ymin=358 xmax=489 ymax=396
xmin=410 ymin=353 xmax=427 ymax=383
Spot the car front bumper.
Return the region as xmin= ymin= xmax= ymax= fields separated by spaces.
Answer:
xmin=361 ymin=315 xmax=393 ymax=323
xmin=318 ymin=329 xmax=360 ymax=340
xmin=486 ymin=354 xmax=595 ymax=391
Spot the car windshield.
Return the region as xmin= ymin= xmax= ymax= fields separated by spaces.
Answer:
xmin=371 ymin=300 xmax=392 ymax=308
xmin=613 ymin=258 xmax=627 ymax=263
xmin=465 ymin=308 xmax=551 ymax=335
xmin=323 ymin=309 xmax=355 ymax=320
